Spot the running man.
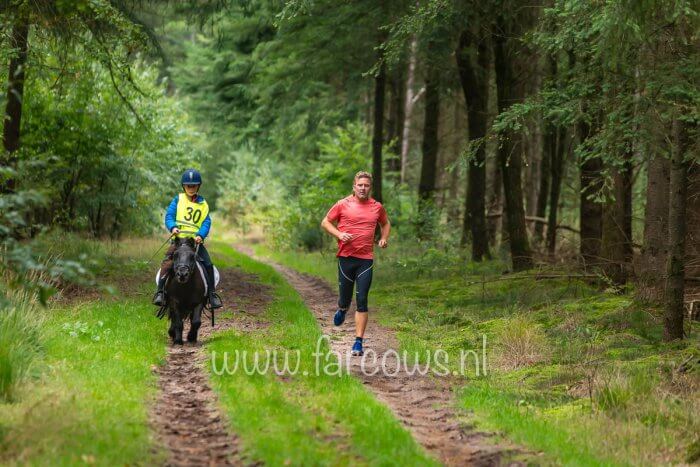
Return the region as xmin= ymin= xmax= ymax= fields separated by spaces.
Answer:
xmin=321 ymin=171 xmax=391 ymax=356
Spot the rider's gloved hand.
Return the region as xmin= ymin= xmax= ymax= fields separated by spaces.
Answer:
xmin=195 ymin=236 xmax=203 ymax=244
xmin=171 ymin=227 xmax=180 ymax=235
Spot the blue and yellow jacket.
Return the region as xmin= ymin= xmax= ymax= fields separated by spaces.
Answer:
xmin=164 ymin=194 xmax=212 ymax=239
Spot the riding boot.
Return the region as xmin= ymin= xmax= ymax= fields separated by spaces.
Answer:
xmin=205 ymin=264 xmax=223 ymax=309
xmin=153 ymin=275 xmax=167 ymax=306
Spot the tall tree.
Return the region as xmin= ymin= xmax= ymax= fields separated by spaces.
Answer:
xmin=1 ymin=15 xmax=29 ymax=193
xmin=545 ymin=124 xmax=566 ymax=257
xmin=400 ymin=36 xmax=418 ymax=184
xmin=386 ymin=70 xmax=405 ymax=176
xmin=639 ymin=154 xmax=670 ymax=300
xmin=579 ymin=120 xmax=603 ymax=267
xmin=533 ymin=126 xmax=550 ymax=243
xmin=372 ymin=62 xmax=386 ymax=202
xmin=417 ymin=62 xmax=440 ymax=233
xmin=664 ymin=119 xmax=690 ymax=341
xmin=493 ymin=14 xmax=533 ymax=271
xmin=456 ymin=29 xmax=490 ymax=261
xmin=600 ymin=168 xmax=629 ymax=286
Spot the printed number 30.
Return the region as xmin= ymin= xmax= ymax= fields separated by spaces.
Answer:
xmin=184 ymin=207 xmax=202 ymax=223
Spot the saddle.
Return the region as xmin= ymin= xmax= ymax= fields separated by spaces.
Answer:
xmin=155 ymin=262 xmax=220 ymax=297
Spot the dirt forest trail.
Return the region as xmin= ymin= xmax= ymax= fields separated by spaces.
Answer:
xmin=235 ymin=244 xmax=526 ymax=467
xmin=150 ymin=268 xmax=271 ymax=466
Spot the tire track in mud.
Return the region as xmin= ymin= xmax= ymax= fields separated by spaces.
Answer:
xmin=236 ymin=245 xmax=525 ymax=467
xmin=149 ymin=269 xmax=271 ymax=466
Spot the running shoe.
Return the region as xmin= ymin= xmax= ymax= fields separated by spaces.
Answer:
xmin=333 ymin=308 xmax=347 ymax=326
xmin=351 ymin=339 xmax=363 ymax=356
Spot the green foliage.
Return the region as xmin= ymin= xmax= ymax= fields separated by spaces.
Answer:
xmin=219 ymin=123 xmax=371 ymax=249
xmin=14 ymin=43 xmax=206 ymax=236
xmin=0 ymin=305 xmax=43 ymax=402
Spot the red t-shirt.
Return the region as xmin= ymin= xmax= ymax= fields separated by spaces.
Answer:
xmin=326 ymin=195 xmax=388 ymax=259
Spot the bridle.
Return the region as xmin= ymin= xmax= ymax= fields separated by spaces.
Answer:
xmin=173 ymin=242 xmax=196 ymax=281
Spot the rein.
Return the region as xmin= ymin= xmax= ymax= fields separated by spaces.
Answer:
xmin=147 ymin=232 xmax=175 ymax=264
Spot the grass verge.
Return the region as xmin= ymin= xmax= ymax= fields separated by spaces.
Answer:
xmin=249 ymin=242 xmax=700 ymax=466
xmin=206 ymin=241 xmax=436 ymax=466
xmin=0 ymin=237 xmax=167 ymax=465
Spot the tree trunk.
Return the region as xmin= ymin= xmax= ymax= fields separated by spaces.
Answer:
xmin=664 ymin=119 xmax=689 ymax=341
xmin=387 ymin=71 xmax=405 ymax=175
xmin=639 ymin=154 xmax=670 ymax=300
xmin=622 ymin=149 xmax=634 ymax=263
xmin=600 ymin=168 xmax=628 ymax=286
xmin=487 ymin=162 xmax=502 ymax=246
xmin=546 ymin=126 xmax=566 ymax=256
xmin=2 ymin=17 xmax=29 ymax=193
xmin=400 ymin=36 xmax=418 ymax=184
xmin=372 ymin=62 xmax=386 ymax=203
xmin=534 ymin=129 xmax=550 ymax=243
xmin=486 ymin=51 xmax=501 ymax=247
xmin=537 ymin=56 xmax=559 ymax=245
xmin=417 ymin=62 xmax=440 ymax=236
xmin=456 ymin=30 xmax=490 ymax=261
xmin=493 ymin=18 xmax=533 ymax=271
xmin=579 ymin=119 xmax=603 ymax=267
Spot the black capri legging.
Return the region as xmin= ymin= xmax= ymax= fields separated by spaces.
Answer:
xmin=338 ymin=256 xmax=374 ymax=312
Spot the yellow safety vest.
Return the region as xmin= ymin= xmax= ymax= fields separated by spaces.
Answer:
xmin=175 ymin=193 xmax=210 ymax=238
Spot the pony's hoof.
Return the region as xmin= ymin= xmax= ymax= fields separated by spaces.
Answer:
xmin=187 ymin=336 xmax=197 ymax=343
xmin=173 ymin=338 xmax=184 ymax=345
xmin=168 ymin=328 xmax=175 ymax=339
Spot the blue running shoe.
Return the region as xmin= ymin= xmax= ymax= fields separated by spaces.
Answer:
xmin=333 ymin=309 xmax=347 ymax=326
xmin=351 ymin=339 xmax=363 ymax=356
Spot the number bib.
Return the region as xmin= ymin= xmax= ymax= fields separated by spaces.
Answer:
xmin=175 ymin=193 xmax=210 ymax=238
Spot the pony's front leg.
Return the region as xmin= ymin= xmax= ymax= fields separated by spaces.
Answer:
xmin=171 ymin=306 xmax=185 ymax=345
xmin=187 ymin=305 xmax=203 ymax=343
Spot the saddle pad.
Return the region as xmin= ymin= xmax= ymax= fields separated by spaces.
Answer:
xmin=155 ymin=264 xmax=220 ymax=297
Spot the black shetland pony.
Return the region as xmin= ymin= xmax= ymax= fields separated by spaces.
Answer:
xmin=164 ymin=237 xmax=207 ymax=345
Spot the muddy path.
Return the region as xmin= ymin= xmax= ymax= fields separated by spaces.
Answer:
xmin=149 ymin=268 xmax=272 ymax=466
xmin=236 ymin=245 xmax=523 ymax=467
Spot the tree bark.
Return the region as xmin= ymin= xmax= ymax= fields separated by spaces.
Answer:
xmin=579 ymin=119 xmax=603 ymax=267
xmin=622 ymin=149 xmax=634 ymax=262
xmin=601 ymin=168 xmax=628 ymax=286
xmin=487 ymin=162 xmax=502 ymax=246
xmin=664 ymin=119 xmax=689 ymax=341
xmin=538 ymin=56 xmax=558 ymax=246
xmin=456 ymin=30 xmax=490 ymax=261
xmin=546 ymin=126 xmax=566 ymax=256
xmin=400 ymin=36 xmax=418 ymax=184
xmin=493 ymin=17 xmax=533 ymax=271
xmin=2 ymin=17 xmax=29 ymax=194
xmin=417 ymin=62 xmax=440 ymax=235
xmin=372 ymin=62 xmax=386 ymax=203
xmin=639 ymin=154 xmax=670 ymax=300
xmin=534 ymin=128 xmax=550 ymax=243
xmin=386 ymin=71 xmax=405 ymax=175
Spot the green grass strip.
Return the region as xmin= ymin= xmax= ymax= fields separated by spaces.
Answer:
xmin=207 ymin=242 xmax=436 ymax=466
xmin=0 ymin=295 xmax=166 ymax=465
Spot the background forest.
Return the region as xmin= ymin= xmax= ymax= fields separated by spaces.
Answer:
xmin=1 ymin=0 xmax=699 ymax=464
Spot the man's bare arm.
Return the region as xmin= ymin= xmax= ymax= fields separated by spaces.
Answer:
xmin=378 ymin=219 xmax=391 ymax=248
xmin=321 ymin=216 xmax=354 ymax=242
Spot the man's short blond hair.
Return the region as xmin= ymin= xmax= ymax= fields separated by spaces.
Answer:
xmin=354 ymin=171 xmax=373 ymax=183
